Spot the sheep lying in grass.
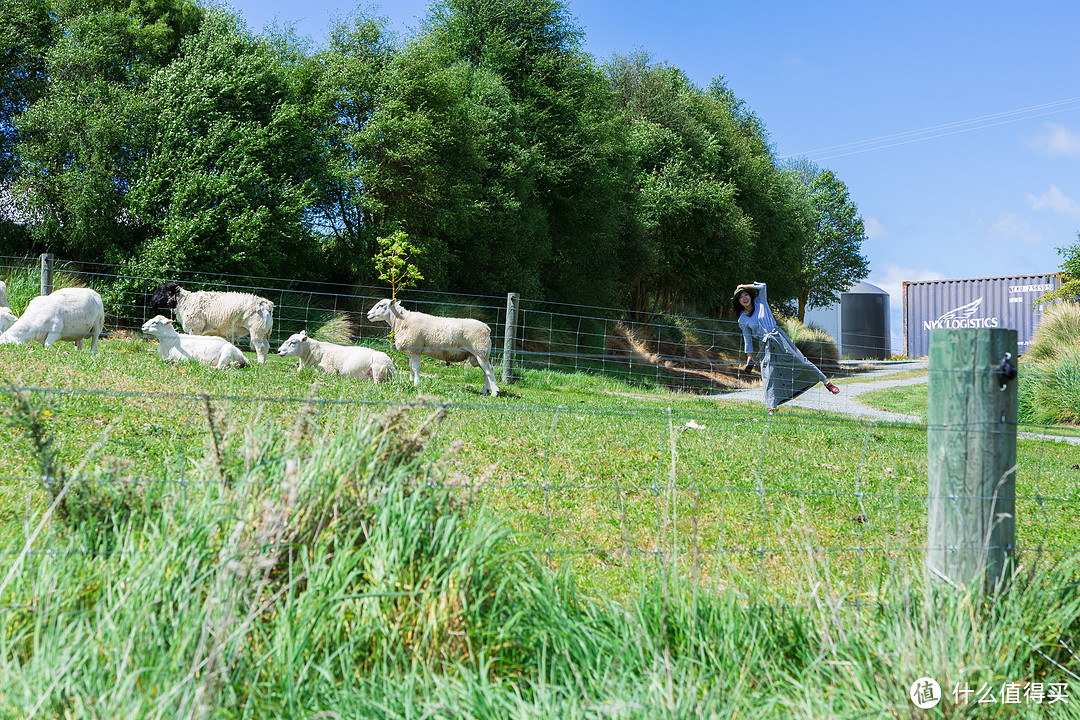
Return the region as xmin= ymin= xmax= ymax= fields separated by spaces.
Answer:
xmin=150 ymin=281 xmax=273 ymax=363
xmin=366 ymin=298 xmax=499 ymax=396
xmin=0 ymin=288 xmax=104 ymax=353
xmin=277 ymin=331 xmax=395 ymax=382
xmin=142 ymin=315 xmax=249 ymax=369
xmin=0 ymin=281 xmax=15 ymax=333
xmin=0 ymin=306 xmax=15 ymax=333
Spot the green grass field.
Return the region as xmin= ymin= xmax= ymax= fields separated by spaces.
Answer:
xmin=3 ymin=338 xmax=1080 ymax=718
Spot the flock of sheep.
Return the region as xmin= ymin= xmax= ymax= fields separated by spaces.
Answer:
xmin=0 ymin=281 xmax=501 ymax=396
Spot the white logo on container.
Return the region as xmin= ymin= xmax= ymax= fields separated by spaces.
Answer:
xmin=923 ymin=297 xmax=1000 ymax=330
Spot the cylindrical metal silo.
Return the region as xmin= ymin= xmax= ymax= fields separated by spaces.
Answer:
xmin=839 ymin=281 xmax=891 ymax=360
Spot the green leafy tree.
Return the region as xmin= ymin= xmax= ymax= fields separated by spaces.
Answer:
xmin=373 ymin=230 xmax=424 ymax=298
xmin=10 ymin=0 xmax=203 ymax=261
xmin=782 ymin=157 xmax=870 ymax=320
xmin=607 ymin=52 xmax=806 ymax=317
xmin=1038 ymin=231 xmax=1080 ymax=304
xmin=305 ymin=11 xmax=396 ymax=279
xmin=332 ymin=33 xmax=549 ymax=296
xmin=0 ymin=0 xmax=55 ymax=183
xmin=420 ymin=0 xmax=632 ymax=305
xmin=126 ymin=11 xmax=322 ymax=279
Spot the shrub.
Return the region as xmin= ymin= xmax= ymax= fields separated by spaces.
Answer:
xmin=1019 ymin=303 xmax=1080 ymax=425
xmin=1026 ymin=302 xmax=1080 ymax=363
xmin=779 ymin=315 xmax=840 ymax=373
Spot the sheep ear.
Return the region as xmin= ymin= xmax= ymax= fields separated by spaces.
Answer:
xmin=299 ymin=331 xmax=307 ymax=339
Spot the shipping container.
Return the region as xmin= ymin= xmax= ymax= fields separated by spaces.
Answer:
xmin=804 ymin=281 xmax=891 ymax=359
xmin=903 ymin=274 xmax=1061 ymax=358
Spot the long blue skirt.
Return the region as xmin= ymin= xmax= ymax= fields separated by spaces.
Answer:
xmin=761 ymin=330 xmax=827 ymax=409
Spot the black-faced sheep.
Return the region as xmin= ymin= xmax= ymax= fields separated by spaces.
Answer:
xmin=150 ymin=281 xmax=273 ymax=363
xmin=277 ymin=331 xmax=394 ymax=382
xmin=366 ymin=298 xmax=499 ymax=396
xmin=142 ymin=315 xmax=249 ymax=369
xmin=0 ymin=288 xmax=104 ymax=353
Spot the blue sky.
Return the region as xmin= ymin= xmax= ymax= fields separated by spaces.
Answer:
xmin=223 ymin=0 xmax=1080 ymax=350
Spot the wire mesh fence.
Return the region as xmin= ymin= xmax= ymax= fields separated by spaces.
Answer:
xmin=0 ymin=254 xmax=885 ymax=393
xmin=2 ymin=253 xmax=1079 ymax=600
xmin=2 ymin=381 xmax=1078 ymax=608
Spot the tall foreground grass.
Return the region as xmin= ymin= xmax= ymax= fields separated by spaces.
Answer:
xmin=3 ymin=393 xmax=1080 ymax=718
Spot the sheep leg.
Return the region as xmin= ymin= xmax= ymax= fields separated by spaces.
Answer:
xmin=40 ymin=317 xmax=65 ymax=348
xmin=475 ymin=354 xmax=500 ymax=396
xmin=409 ymin=354 xmax=422 ymax=386
xmin=91 ymin=319 xmax=103 ymax=354
xmin=252 ymin=336 xmax=269 ymax=364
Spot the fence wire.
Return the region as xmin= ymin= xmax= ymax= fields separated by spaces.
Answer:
xmin=0 ymin=254 xmax=886 ymax=393
xmin=2 ymin=254 xmax=1079 ymax=608
xmin=2 ymin=383 xmax=1078 ymax=611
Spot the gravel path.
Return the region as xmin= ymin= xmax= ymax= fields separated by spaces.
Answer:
xmin=711 ymin=359 xmax=928 ymax=423
xmin=711 ymin=359 xmax=1080 ymax=445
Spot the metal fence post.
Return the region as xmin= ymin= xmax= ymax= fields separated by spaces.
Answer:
xmin=40 ymin=253 xmax=54 ymax=296
xmin=502 ymin=292 xmax=519 ymax=385
xmin=926 ymin=327 xmax=1017 ymax=593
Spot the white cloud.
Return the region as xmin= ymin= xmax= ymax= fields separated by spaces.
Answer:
xmin=1024 ymin=122 xmax=1080 ymax=157
xmin=989 ymin=212 xmax=1045 ymax=245
xmin=1025 ymin=184 xmax=1080 ymax=220
xmin=781 ymin=54 xmax=818 ymax=82
xmin=862 ymin=213 xmax=886 ymax=240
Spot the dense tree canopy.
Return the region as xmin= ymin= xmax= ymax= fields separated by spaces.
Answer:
xmin=127 ymin=10 xmax=321 ymax=279
xmin=781 ymin=157 xmax=869 ymax=320
xmin=0 ymin=0 xmax=867 ymax=318
xmin=8 ymin=0 xmax=204 ymax=262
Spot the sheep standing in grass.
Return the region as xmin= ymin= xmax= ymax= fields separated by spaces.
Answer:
xmin=366 ymin=298 xmax=499 ymax=396
xmin=277 ymin=331 xmax=395 ymax=382
xmin=0 ymin=288 xmax=104 ymax=353
xmin=150 ymin=281 xmax=273 ymax=363
xmin=142 ymin=315 xmax=249 ymax=369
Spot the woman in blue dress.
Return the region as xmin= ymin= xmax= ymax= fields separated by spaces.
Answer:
xmin=734 ymin=282 xmax=840 ymax=413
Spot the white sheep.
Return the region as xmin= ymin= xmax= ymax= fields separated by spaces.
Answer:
xmin=277 ymin=331 xmax=395 ymax=382
xmin=142 ymin=315 xmax=249 ymax=369
xmin=0 ymin=280 xmax=16 ymax=332
xmin=150 ymin=281 xmax=273 ymax=363
xmin=366 ymin=298 xmax=499 ymax=396
xmin=0 ymin=306 xmax=16 ymax=333
xmin=0 ymin=287 xmax=105 ymax=353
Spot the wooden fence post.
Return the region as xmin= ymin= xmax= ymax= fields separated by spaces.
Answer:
xmin=40 ymin=253 xmax=54 ymax=296
xmin=502 ymin=292 xmax=519 ymax=385
xmin=926 ymin=327 xmax=1017 ymax=593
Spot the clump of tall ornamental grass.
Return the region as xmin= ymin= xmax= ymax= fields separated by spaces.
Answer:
xmin=1019 ymin=302 xmax=1080 ymax=425
xmin=780 ymin=315 xmax=841 ymax=373
xmin=3 ymin=388 xmax=1080 ymax=718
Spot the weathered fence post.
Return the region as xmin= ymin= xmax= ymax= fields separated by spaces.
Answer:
xmin=40 ymin=253 xmax=54 ymax=296
xmin=926 ymin=327 xmax=1017 ymax=593
xmin=502 ymin=292 xmax=519 ymax=385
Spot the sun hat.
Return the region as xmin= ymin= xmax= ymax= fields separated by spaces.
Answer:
xmin=732 ymin=285 xmax=758 ymax=313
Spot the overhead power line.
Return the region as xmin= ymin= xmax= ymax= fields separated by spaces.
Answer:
xmin=781 ymin=96 xmax=1080 ymax=162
